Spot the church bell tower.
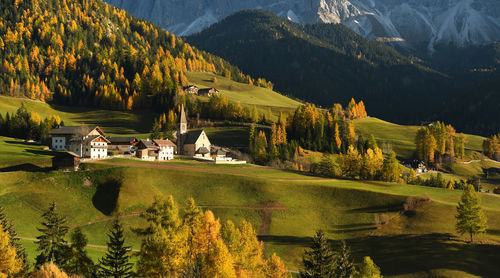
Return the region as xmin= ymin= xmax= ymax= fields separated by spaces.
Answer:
xmin=177 ymin=104 xmax=187 ymax=154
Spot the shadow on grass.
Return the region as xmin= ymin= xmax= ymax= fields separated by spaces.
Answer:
xmin=261 ymin=233 xmax=500 ymax=277
xmin=345 ymin=203 xmax=403 ymax=213
xmin=25 ymin=149 xmax=55 ymax=156
xmin=47 ymin=103 xmax=154 ymax=134
xmin=92 ymin=177 xmax=122 ymax=216
xmin=0 ymin=163 xmax=52 ymax=172
xmin=329 ymin=223 xmax=377 ymax=233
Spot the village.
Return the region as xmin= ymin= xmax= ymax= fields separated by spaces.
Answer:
xmin=50 ymin=103 xmax=245 ymax=171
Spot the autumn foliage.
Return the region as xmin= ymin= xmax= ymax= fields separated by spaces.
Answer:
xmin=0 ymin=0 xmax=271 ymax=111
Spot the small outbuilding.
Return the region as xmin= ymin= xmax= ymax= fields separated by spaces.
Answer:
xmin=198 ymin=88 xmax=219 ymax=97
xmin=52 ymin=152 xmax=80 ymax=171
xmin=183 ymin=85 xmax=199 ymax=94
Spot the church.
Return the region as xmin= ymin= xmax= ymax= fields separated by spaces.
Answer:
xmin=176 ymin=104 xmax=212 ymax=158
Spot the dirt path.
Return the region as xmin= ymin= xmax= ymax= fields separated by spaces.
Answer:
xmin=457 ymin=158 xmax=499 ymax=165
xmin=71 ymin=205 xmax=287 ymax=230
xmin=19 ymin=237 xmax=140 ymax=252
xmin=258 ymin=202 xmax=285 ymax=235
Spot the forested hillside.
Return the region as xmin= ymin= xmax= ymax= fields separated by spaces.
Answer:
xmin=0 ymin=0 xmax=271 ymax=111
xmin=436 ymin=74 xmax=500 ymax=136
xmin=187 ymin=10 xmax=453 ymax=124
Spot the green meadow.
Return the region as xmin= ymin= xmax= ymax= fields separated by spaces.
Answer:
xmin=1 ymin=137 xmax=500 ymax=277
xmin=355 ymin=117 xmax=486 ymax=160
xmin=185 ymin=71 xmax=302 ymax=120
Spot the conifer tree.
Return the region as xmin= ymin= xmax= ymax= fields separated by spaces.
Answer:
xmin=456 ymin=184 xmax=488 ymax=242
xmin=98 ymin=220 xmax=134 ymax=278
xmin=35 ymin=201 xmax=70 ymax=269
xmin=203 ymin=238 xmax=236 ymax=278
xmin=248 ymin=124 xmax=256 ymax=154
xmin=236 ymin=221 xmax=264 ymax=275
xmin=264 ymin=253 xmax=289 ymax=278
xmin=367 ymin=134 xmax=378 ymax=150
xmin=30 ymin=262 xmax=70 ymax=278
xmin=0 ymin=206 xmax=27 ymax=272
xmin=355 ymin=256 xmax=382 ymax=278
xmin=150 ymin=119 xmax=162 ymax=140
xmin=183 ymin=198 xmax=203 ymax=265
xmin=0 ymin=223 xmax=22 ymax=277
xmin=334 ymin=241 xmax=355 ymax=278
xmin=221 ymin=220 xmax=241 ymax=258
xmin=66 ymin=228 xmax=95 ymax=276
xmin=136 ymin=196 xmax=188 ymax=276
xmin=334 ymin=123 xmax=342 ymax=153
xmin=340 ymin=145 xmax=362 ymax=178
xmin=300 ymin=230 xmax=335 ymax=277
xmin=381 ymin=152 xmax=400 ymax=182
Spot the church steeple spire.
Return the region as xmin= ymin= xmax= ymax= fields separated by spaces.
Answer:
xmin=179 ymin=104 xmax=187 ymax=135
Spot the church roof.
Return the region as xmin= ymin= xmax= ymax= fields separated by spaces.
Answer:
xmin=196 ymin=147 xmax=210 ymax=154
xmin=184 ymin=130 xmax=204 ymax=145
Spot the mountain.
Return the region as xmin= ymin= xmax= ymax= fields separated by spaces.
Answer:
xmin=187 ymin=10 xmax=452 ymax=123
xmin=0 ymin=0 xmax=268 ymax=111
xmin=437 ymin=74 xmax=500 ymax=136
xmin=105 ymin=0 xmax=500 ymax=50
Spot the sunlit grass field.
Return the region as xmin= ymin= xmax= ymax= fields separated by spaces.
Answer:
xmin=1 ymin=137 xmax=500 ymax=277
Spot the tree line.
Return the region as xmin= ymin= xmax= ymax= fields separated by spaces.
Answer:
xmin=415 ymin=122 xmax=466 ymax=165
xmin=0 ymin=196 xmax=288 ymax=277
xmin=312 ymin=144 xmax=401 ymax=183
xmin=0 ymin=103 xmax=62 ymax=142
xmin=288 ymin=100 xmax=367 ymax=153
xmin=483 ymin=133 xmax=500 ymax=161
xmin=0 ymin=0 xmax=271 ymax=112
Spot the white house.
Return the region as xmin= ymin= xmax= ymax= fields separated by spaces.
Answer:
xmin=70 ymin=135 xmax=110 ymax=159
xmin=135 ymin=139 xmax=175 ymax=161
xmin=154 ymin=139 xmax=176 ymax=160
xmin=49 ymin=126 xmax=109 ymax=159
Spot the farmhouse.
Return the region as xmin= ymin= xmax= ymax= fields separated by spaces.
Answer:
xmin=49 ymin=126 xmax=109 ymax=159
xmin=154 ymin=139 xmax=176 ymax=160
xmin=198 ymin=88 xmax=219 ymax=97
xmin=182 ymin=85 xmax=199 ymax=94
xmin=107 ymin=136 xmax=138 ymax=155
xmin=136 ymin=139 xmax=175 ymax=161
xmin=176 ymin=104 xmax=211 ymax=158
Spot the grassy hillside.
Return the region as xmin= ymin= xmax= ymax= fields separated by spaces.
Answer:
xmin=1 ymin=137 xmax=500 ymax=277
xmin=185 ymin=71 xmax=301 ymax=121
xmin=186 ymin=71 xmax=301 ymax=109
xmin=355 ymin=117 xmax=486 ymax=160
xmin=0 ymin=96 xmax=154 ymax=136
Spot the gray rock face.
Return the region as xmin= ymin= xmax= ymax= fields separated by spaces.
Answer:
xmin=105 ymin=0 xmax=500 ymax=49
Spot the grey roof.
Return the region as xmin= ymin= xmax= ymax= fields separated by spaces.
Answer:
xmin=107 ymin=137 xmax=137 ymax=144
xmin=49 ymin=126 xmax=100 ymax=135
xmin=138 ymin=139 xmax=157 ymax=149
xmin=216 ymin=149 xmax=226 ymax=156
xmin=196 ymin=147 xmax=210 ymax=154
xmin=184 ymin=130 xmax=204 ymax=145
